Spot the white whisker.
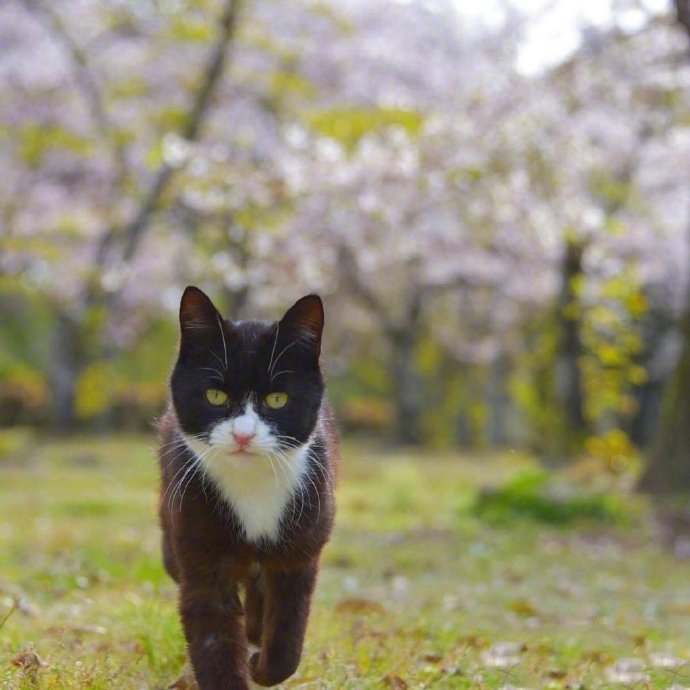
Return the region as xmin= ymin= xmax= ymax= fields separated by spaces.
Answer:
xmin=266 ymin=323 xmax=280 ymax=381
xmin=269 ymin=369 xmax=294 ymax=383
xmin=210 ymin=349 xmax=227 ymax=372
xmin=268 ymin=336 xmax=304 ymax=379
xmin=216 ymin=314 xmax=229 ymax=370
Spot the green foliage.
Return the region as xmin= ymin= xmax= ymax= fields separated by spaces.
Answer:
xmin=330 ymin=355 xmax=392 ymax=434
xmin=590 ymin=167 xmax=635 ymax=211
xmin=74 ymin=319 xmax=173 ymax=423
xmin=0 ymin=300 xmax=174 ymax=427
xmin=169 ymin=16 xmax=213 ymax=42
xmin=581 ymin=266 xmax=646 ymax=427
xmin=304 ymin=107 xmax=423 ymax=150
xmin=584 ymin=428 xmax=642 ymax=475
xmin=510 ymin=313 xmax=564 ymax=453
xmin=17 ymin=124 xmax=93 ymax=169
xmin=472 ymin=469 xmax=629 ymax=526
xmin=269 ymin=70 xmax=317 ymax=101
xmin=510 ymin=253 xmax=648 ymax=460
xmin=74 ymin=362 xmax=115 ymax=419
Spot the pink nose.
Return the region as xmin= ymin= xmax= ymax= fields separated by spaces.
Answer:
xmin=233 ymin=432 xmax=255 ymax=447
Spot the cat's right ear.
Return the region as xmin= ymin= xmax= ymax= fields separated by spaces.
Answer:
xmin=179 ymin=286 xmax=221 ymax=335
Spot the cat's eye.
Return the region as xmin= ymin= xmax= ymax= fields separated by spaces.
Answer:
xmin=265 ymin=392 xmax=288 ymax=409
xmin=205 ymin=389 xmax=229 ymax=406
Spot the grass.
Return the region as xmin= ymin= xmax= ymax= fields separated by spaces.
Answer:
xmin=1 ymin=436 xmax=690 ymax=688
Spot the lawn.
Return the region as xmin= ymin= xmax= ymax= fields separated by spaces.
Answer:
xmin=1 ymin=435 xmax=690 ymax=689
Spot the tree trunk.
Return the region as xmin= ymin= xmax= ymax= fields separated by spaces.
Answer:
xmin=389 ymin=329 xmax=422 ymax=445
xmin=47 ymin=312 xmax=86 ymax=432
xmin=485 ymin=353 xmax=511 ymax=446
xmin=221 ymin=220 xmax=250 ymax=319
xmin=629 ymin=379 xmax=664 ymax=448
xmin=638 ymin=303 xmax=690 ymax=492
xmin=627 ymin=284 xmax=676 ymax=447
xmin=637 ymin=1 xmax=690 ymax=491
xmin=554 ymin=237 xmax=589 ymax=450
xmin=388 ymin=288 xmax=424 ymax=446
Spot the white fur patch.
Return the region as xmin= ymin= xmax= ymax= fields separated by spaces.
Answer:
xmin=182 ymin=402 xmax=312 ymax=542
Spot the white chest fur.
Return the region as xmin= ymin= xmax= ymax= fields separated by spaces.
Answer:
xmin=182 ymin=431 xmax=311 ymax=543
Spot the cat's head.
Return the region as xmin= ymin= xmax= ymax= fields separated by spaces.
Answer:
xmin=171 ymin=286 xmax=324 ymax=462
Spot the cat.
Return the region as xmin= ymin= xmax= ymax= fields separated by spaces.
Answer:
xmin=157 ymin=286 xmax=337 ymax=689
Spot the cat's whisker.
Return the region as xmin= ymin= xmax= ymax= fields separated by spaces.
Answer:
xmin=209 ymin=349 xmax=227 ymax=372
xmin=199 ymin=366 xmax=226 ymax=382
xmin=161 ymin=440 xmax=202 ymax=494
xmin=216 ymin=314 xmax=229 ymax=370
xmin=158 ymin=434 xmax=198 ymax=453
xmin=268 ymin=336 xmax=305 ymax=380
xmin=179 ymin=459 xmax=204 ymax=505
xmin=269 ymin=369 xmax=294 ymax=383
xmin=266 ymin=322 xmax=280 ymax=381
xmin=165 ymin=456 xmax=196 ymax=512
xmin=166 ymin=440 xmax=213 ymax=511
xmin=304 ymin=471 xmax=321 ymax=524
xmin=272 ymin=448 xmax=311 ymax=526
xmin=265 ymin=453 xmax=279 ymax=492
xmin=173 ymin=445 xmax=215 ymax=510
xmin=268 ymin=450 xmax=299 ymax=523
xmin=269 ymin=451 xmax=299 ymax=528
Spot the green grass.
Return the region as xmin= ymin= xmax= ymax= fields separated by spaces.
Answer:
xmin=1 ymin=436 xmax=690 ymax=688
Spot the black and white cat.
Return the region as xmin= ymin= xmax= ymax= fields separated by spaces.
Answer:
xmin=158 ymin=286 xmax=337 ymax=689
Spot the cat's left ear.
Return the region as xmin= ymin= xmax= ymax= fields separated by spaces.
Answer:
xmin=179 ymin=285 xmax=222 ymax=334
xmin=279 ymin=294 xmax=324 ymax=358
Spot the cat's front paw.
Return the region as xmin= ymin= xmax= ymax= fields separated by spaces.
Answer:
xmin=249 ymin=651 xmax=299 ymax=687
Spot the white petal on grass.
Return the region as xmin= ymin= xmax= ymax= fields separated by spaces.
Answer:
xmin=481 ymin=642 xmax=524 ymax=668
xmin=649 ymin=652 xmax=687 ymax=669
xmin=606 ymin=658 xmax=649 ymax=684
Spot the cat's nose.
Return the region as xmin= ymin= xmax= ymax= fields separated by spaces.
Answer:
xmin=232 ymin=432 xmax=255 ymax=447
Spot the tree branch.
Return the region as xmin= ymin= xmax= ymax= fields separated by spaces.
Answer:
xmin=676 ymin=0 xmax=690 ymax=43
xmin=21 ymin=0 xmax=129 ymax=189
xmin=81 ymin=0 xmax=242 ymax=307
xmin=336 ymin=244 xmax=394 ymax=329
xmin=117 ymin=0 xmax=241 ymax=269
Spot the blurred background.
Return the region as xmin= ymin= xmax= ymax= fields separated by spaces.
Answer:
xmin=4 ymin=0 xmax=690 ymax=687
xmin=2 ymin=0 xmax=690 ymax=491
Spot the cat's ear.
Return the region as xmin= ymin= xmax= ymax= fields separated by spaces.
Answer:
xmin=279 ymin=294 xmax=324 ymax=358
xmin=179 ymin=286 xmax=222 ymax=334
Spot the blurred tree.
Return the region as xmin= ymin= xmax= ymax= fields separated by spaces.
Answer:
xmin=2 ymin=0 xmax=242 ymax=428
xmin=2 ymin=0 xmax=690 ymax=451
xmin=638 ymin=0 xmax=690 ymax=492
xmin=554 ymin=236 xmax=589 ymax=449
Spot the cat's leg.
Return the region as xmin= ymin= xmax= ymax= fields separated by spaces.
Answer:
xmin=249 ymin=560 xmax=318 ymax=687
xmin=244 ymin=570 xmax=264 ymax=647
xmin=179 ymin=576 xmax=250 ymax=690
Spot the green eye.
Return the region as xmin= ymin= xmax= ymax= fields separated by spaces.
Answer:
xmin=206 ymin=389 xmax=229 ymax=406
xmin=265 ymin=392 xmax=288 ymax=409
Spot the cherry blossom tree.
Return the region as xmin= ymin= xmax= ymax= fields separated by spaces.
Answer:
xmin=2 ymin=0 xmax=690 ymax=454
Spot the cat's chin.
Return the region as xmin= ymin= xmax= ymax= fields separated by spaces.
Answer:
xmin=212 ymin=447 xmax=261 ymax=465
